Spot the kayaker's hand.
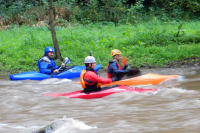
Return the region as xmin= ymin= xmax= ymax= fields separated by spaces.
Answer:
xmin=61 ymin=63 xmax=65 ymax=67
xmin=127 ymin=69 xmax=141 ymax=76
xmin=53 ymin=69 xmax=59 ymax=73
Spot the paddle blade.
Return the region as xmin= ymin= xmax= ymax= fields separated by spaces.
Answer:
xmin=122 ymin=56 xmax=128 ymax=67
xmin=64 ymin=57 xmax=71 ymax=64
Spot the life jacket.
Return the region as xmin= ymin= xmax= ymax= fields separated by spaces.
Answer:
xmin=38 ymin=56 xmax=55 ymax=74
xmin=107 ymin=62 xmax=121 ymax=79
xmin=80 ymin=70 xmax=87 ymax=88
xmin=80 ymin=69 xmax=102 ymax=89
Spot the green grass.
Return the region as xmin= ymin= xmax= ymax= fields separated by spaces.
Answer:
xmin=0 ymin=20 xmax=200 ymax=74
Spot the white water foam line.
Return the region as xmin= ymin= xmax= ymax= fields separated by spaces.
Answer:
xmin=158 ymin=76 xmax=181 ymax=85
xmin=38 ymin=78 xmax=72 ymax=84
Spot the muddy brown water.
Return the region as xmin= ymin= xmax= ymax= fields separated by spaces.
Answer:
xmin=0 ymin=67 xmax=200 ymax=133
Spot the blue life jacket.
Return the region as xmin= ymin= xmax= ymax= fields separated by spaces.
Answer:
xmin=38 ymin=56 xmax=59 ymax=74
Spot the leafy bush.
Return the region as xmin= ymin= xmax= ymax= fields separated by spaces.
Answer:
xmin=1 ymin=0 xmax=200 ymax=28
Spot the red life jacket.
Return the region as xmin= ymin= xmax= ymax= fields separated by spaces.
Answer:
xmin=107 ymin=62 xmax=121 ymax=79
xmin=80 ymin=69 xmax=102 ymax=89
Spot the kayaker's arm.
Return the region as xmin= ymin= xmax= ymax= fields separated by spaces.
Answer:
xmin=109 ymin=63 xmax=129 ymax=75
xmin=50 ymin=60 xmax=59 ymax=69
xmin=108 ymin=62 xmax=131 ymax=81
xmin=49 ymin=60 xmax=60 ymax=73
xmin=86 ymin=71 xmax=112 ymax=84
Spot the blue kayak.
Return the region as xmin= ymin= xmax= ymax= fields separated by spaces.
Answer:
xmin=10 ymin=64 xmax=101 ymax=81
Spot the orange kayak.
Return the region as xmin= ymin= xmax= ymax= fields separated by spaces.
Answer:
xmin=76 ymin=73 xmax=179 ymax=86
xmin=102 ymin=73 xmax=179 ymax=87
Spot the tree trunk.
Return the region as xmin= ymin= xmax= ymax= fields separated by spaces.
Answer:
xmin=49 ymin=0 xmax=63 ymax=61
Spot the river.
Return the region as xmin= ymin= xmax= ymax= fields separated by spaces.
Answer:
xmin=0 ymin=67 xmax=200 ymax=133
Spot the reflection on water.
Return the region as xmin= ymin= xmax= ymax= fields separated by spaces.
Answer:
xmin=0 ymin=67 xmax=200 ymax=133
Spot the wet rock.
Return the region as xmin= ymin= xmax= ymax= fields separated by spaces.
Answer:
xmin=32 ymin=122 xmax=56 ymax=133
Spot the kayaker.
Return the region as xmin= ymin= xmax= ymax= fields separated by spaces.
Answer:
xmin=38 ymin=47 xmax=64 ymax=74
xmin=80 ymin=56 xmax=112 ymax=93
xmin=107 ymin=49 xmax=132 ymax=81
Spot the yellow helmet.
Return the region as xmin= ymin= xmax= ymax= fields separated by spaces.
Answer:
xmin=111 ymin=49 xmax=121 ymax=56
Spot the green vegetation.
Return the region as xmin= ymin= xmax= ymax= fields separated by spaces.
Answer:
xmin=0 ymin=20 xmax=200 ymax=74
xmin=1 ymin=0 xmax=200 ymax=74
xmin=0 ymin=0 xmax=200 ymax=28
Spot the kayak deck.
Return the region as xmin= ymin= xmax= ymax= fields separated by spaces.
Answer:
xmin=10 ymin=64 xmax=101 ymax=80
xmin=76 ymin=73 xmax=179 ymax=87
xmin=44 ymin=85 xmax=158 ymax=99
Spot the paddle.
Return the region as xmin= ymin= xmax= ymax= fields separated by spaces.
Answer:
xmin=121 ymin=56 xmax=141 ymax=77
xmin=122 ymin=56 xmax=128 ymax=68
xmin=49 ymin=57 xmax=72 ymax=78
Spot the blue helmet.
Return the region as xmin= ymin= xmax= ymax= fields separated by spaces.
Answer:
xmin=44 ymin=47 xmax=54 ymax=55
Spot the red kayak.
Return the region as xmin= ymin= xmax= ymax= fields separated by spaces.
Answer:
xmin=44 ymin=85 xmax=158 ymax=99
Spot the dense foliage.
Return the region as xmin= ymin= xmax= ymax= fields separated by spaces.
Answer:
xmin=0 ymin=0 xmax=200 ymax=27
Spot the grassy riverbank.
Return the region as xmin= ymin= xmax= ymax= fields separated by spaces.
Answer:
xmin=0 ymin=20 xmax=200 ymax=74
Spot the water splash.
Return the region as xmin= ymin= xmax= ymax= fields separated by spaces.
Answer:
xmin=33 ymin=116 xmax=97 ymax=133
xmin=38 ymin=78 xmax=72 ymax=85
